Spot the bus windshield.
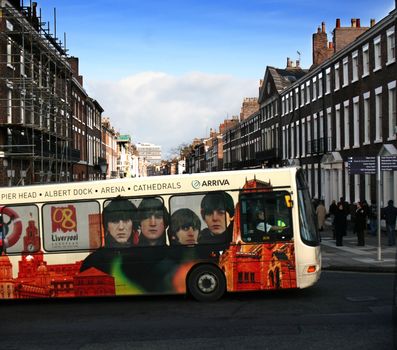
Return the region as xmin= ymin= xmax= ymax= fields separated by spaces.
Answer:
xmin=296 ymin=169 xmax=320 ymax=246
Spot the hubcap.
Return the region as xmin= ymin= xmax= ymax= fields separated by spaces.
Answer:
xmin=197 ymin=273 xmax=217 ymax=293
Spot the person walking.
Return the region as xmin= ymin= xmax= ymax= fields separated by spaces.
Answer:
xmin=368 ymin=199 xmax=377 ymax=236
xmin=316 ymin=200 xmax=327 ymax=232
xmin=354 ymin=201 xmax=367 ymax=246
xmin=334 ymin=201 xmax=347 ymax=246
xmin=381 ymin=200 xmax=397 ymax=246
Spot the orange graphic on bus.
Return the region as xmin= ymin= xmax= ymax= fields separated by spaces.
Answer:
xmin=51 ymin=206 xmax=77 ymax=233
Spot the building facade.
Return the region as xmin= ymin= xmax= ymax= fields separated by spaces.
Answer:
xmin=219 ymin=10 xmax=397 ymax=209
xmin=0 ymin=1 xmax=106 ymax=186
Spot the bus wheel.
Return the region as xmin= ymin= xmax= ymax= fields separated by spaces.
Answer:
xmin=188 ymin=265 xmax=225 ymax=302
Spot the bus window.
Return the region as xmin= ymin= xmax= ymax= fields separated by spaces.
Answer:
xmin=102 ymin=197 xmax=139 ymax=248
xmin=42 ymin=201 xmax=101 ymax=252
xmin=135 ymin=197 xmax=168 ymax=247
xmin=240 ymin=191 xmax=292 ymax=243
xmin=169 ymin=192 xmax=235 ymax=245
xmin=0 ymin=205 xmax=40 ymax=254
xmin=296 ymin=169 xmax=320 ymax=246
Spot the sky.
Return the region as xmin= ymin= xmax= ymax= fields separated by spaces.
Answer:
xmin=36 ymin=0 xmax=395 ymax=158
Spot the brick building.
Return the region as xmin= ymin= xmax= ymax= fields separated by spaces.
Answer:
xmin=0 ymin=1 xmax=106 ymax=185
xmin=221 ymin=7 xmax=397 ymax=208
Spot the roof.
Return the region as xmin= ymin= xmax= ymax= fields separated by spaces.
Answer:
xmin=268 ymin=67 xmax=308 ymax=92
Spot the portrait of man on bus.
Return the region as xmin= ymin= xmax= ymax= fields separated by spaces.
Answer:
xmin=169 ymin=208 xmax=201 ymax=245
xmin=103 ymin=197 xmax=139 ymax=248
xmin=198 ymin=192 xmax=234 ymax=244
xmin=137 ymin=197 xmax=169 ymax=246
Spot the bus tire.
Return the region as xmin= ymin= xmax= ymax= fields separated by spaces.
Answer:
xmin=187 ymin=265 xmax=225 ymax=302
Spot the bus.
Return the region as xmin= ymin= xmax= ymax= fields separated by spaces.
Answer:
xmin=0 ymin=167 xmax=321 ymax=301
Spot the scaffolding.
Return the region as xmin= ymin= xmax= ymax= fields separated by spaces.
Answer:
xmin=0 ymin=0 xmax=73 ymax=185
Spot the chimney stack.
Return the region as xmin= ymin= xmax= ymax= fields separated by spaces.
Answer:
xmin=351 ymin=18 xmax=357 ymax=27
xmin=356 ymin=18 xmax=360 ymax=28
xmin=336 ymin=18 xmax=341 ymax=28
xmin=370 ymin=19 xmax=376 ymax=27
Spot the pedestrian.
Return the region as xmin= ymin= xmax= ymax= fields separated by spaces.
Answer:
xmin=381 ymin=200 xmax=397 ymax=246
xmin=354 ymin=201 xmax=366 ymax=246
xmin=368 ymin=199 xmax=377 ymax=236
xmin=334 ymin=201 xmax=347 ymax=246
xmin=329 ymin=200 xmax=337 ymax=239
xmin=316 ymin=200 xmax=327 ymax=232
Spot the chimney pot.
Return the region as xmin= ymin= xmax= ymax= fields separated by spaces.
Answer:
xmin=370 ymin=18 xmax=376 ymax=27
xmin=356 ymin=18 xmax=360 ymax=27
xmin=321 ymin=22 xmax=326 ymax=33
xmin=336 ymin=18 xmax=341 ymax=28
xmin=351 ymin=18 xmax=356 ymax=27
xmin=286 ymin=57 xmax=291 ymax=68
xmin=296 ymin=60 xmax=300 ymax=68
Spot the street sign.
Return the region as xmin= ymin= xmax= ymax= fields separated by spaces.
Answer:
xmin=380 ymin=155 xmax=397 ymax=171
xmin=347 ymin=156 xmax=376 ymax=174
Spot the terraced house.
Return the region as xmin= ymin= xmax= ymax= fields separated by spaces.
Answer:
xmin=223 ymin=6 xmax=397 ymax=208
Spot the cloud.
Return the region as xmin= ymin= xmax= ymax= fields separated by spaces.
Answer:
xmin=87 ymin=71 xmax=258 ymax=158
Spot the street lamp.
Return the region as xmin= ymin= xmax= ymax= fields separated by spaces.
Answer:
xmin=99 ymin=163 xmax=108 ymax=180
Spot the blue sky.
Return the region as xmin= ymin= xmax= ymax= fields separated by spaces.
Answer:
xmin=37 ymin=0 xmax=394 ymax=157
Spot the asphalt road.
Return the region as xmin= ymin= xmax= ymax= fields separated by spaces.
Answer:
xmin=0 ymin=271 xmax=395 ymax=350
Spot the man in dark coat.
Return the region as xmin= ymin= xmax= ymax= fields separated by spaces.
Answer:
xmin=381 ymin=200 xmax=397 ymax=246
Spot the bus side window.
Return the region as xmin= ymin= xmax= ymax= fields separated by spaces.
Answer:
xmin=1 ymin=205 xmax=40 ymax=254
xmin=42 ymin=201 xmax=101 ymax=252
xmin=240 ymin=192 xmax=292 ymax=243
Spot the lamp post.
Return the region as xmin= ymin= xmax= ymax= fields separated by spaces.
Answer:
xmin=99 ymin=163 xmax=108 ymax=180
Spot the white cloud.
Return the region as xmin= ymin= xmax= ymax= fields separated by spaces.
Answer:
xmin=87 ymin=71 xmax=258 ymax=158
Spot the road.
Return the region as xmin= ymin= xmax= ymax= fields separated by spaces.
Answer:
xmin=0 ymin=271 xmax=394 ymax=350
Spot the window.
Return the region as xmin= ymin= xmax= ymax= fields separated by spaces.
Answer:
xmin=362 ymin=44 xmax=370 ymax=77
xmin=325 ymin=68 xmax=331 ymax=94
xmin=342 ymin=57 xmax=349 ymax=86
xmin=7 ymin=37 xmax=12 ymax=68
xmin=296 ymin=121 xmax=300 ymax=157
xmin=375 ymin=87 xmax=383 ymax=142
xmin=335 ymin=105 xmax=341 ymax=150
xmin=312 ymin=77 xmax=317 ymax=101
xmin=326 ymin=108 xmax=332 ymax=149
xmin=300 ymin=84 xmax=304 ymax=107
xmin=352 ymin=51 xmax=358 ymax=82
xmin=363 ymin=92 xmax=370 ymax=144
xmin=301 ymin=120 xmax=306 ymax=156
xmin=388 ymin=81 xmax=396 ymax=140
xmin=289 ymin=92 xmax=293 ymax=112
xmin=353 ymin=96 xmax=360 ymax=147
xmin=334 ymin=63 xmax=340 ymax=91
xmin=318 ymin=73 xmax=323 ymax=97
xmin=306 ymin=116 xmax=311 ymax=154
xmin=170 ymin=192 xmax=234 ymax=245
xmin=42 ymin=201 xmax=101 ymax=251
xmin=291 ymin=124 xmax=295 ymax=159
xmin=373 ymin=36 xmax=382 ymax=71
xmin=387 ymin=27 xmax=395 ymax=65
xmin=239 ymin=190 xmax=292 ymax=243
xmin=343 ymin=101 xmax=350 ymax=149
xmin=294 ymin=88 xmax=299 ymax=110
xmin=281 ymin=96 xmax=285 ymax=115
xmin=306 ymin=81 xmax=310 ymax=104
xmin=1 ymin=205 xmax=40 ymax=254
xmin=7 ymin=88 xmax=12 ymax=124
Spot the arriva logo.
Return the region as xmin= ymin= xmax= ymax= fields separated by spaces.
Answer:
xmin=191 ymin=180 xmax=201 ymax=189
xmin=191 ymin=179 xmax=230 ymax=189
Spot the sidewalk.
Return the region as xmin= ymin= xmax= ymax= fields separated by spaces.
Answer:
xmin=320 ymin=221 xmax=397 ymax=273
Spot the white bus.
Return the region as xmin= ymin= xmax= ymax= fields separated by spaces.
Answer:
xmin=0 ymin=167 xmax=320 ymax=301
